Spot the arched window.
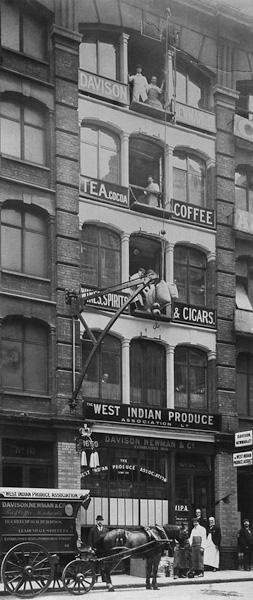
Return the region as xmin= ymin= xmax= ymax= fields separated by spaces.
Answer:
xmin=175 ymin=346 xmax=207 ymax=410
xmin=82 ymin=332 xmax=121 ymax=403
xmin=1 ymin=318 xmax=48 ymax=393
xmin=1 ymin=205 xmax=48 ymax=277
xmin=80 ymin=125 xmax=120 ymax=184
xmin=236 ymin=353 xmax=253 ymax=417
xmin=173 ymin=151 xmax=206 ymax=206
xmin=130 ymin=339 xmax=166 ymax=407
xmin=81 ymin=225 xmax=121 ymax=288
xmin=235 ymin=167 xmax=253 ymax=213
xmin=1 ymin=0 xmax=47 ymax=61
xmin=0 ymin=98 xmax=46 ymax=165
xmin=79 ymin=32 xmax=118 ymax=81
xmin=174 ymin=246 xmax=206 ymax=306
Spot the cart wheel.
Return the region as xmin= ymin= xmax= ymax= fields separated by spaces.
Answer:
xmin=1 ymin=542 xmax=54 ymax=598
xmin=62 ymin=559 xmax=96 ymax=594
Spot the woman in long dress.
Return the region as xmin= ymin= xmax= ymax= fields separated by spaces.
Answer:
xmin=205 ymin=516 xmax=221 ymax=571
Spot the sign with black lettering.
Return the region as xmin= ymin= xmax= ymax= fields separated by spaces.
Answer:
xmin=80 ymin=175 xmax=129 ymax=208
xmin=85 ymin=402 xmax=220 ymax=431
xmin=171 ymin=199 xmax=215 ymax=229
xmin=233 ymin=450 xmax=253 ymax=467
xmin=79 ymin=70 xmax=129 ymax=105
xmin=81 ymin=286 xmax=130 ymax=312
xmin=172 ymin=302 xmax=216 ymax=328
xmin=235 ymin=430 xmax=253 ymax=448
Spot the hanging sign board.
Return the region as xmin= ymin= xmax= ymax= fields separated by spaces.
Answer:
xmin=235 ymin=430 xmax=253 ymax=448
xmin=233 ymin=450 xmax=253 ymax=467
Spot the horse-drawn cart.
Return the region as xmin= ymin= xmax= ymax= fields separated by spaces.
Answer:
xmin=0 ymin=487 xmax=94 ymax=597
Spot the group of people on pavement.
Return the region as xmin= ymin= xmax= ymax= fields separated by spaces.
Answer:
xmin=173 ymin=508 xmax=221 ymax=579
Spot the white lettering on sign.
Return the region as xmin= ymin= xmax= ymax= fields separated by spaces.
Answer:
xmin=172 ymin=200 xmax=215 ymax=228
xmin=81 ymin=287 xmax=128 ymax=311
xmin=235 ymin=430 xmax=253 ymax=448
xmin=175 ymin=505 xmax=189 ymax=512
xmin=176 ymin=102 xmax=216 ymax=133
xmin=173 ymin=303 xmax=216 ymax=328
xmin=80 ymin=176 xmax=129 ymax=206
xmin=233 ymin=450 xmax=253 ymax=467
xmin=79 ymin=71 xmax=129 ymax=104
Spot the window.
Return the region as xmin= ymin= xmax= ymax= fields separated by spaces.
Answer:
xmin=129 ymin=234 xmax=162 ymax=279
xmin=79 ymin=33 xmax=118 ymax=81
xmin=236 ymin=353 xmax=253 ymax=417
xmin=2 ymin=439 xmax=53 ymax=488
xmin=235 ymin=167 xmax=253 ymax=213
xmin=129 ymin=136 xmax=163 ymax=206
xmin=173 ymin=151 xmax=206 ymax=206
xmin=1 ymin=318 xmax=48 ymax=394
xmin=174 ymin=246 xmax=206 ymax=306
xmin=1 ymin=206 xmax=48 ymax=277
xmin=130 ymin=339 xmax=166 ymax=407
xmin=81 ymin=225 xmax=120 ymax=288
xmin=1 ymin=0 xmax=47 ymax=61
xmin=236 ymin=83 xmax=253 ymax=120
xmin=0 ymin=98 xmax=46 ymax=165
xmin=175 ymin=60 xmax=209 ymax=109
xmin=175 ymin=346 xmax=207 ymax=410
xmin=82 ymin=332 xmax=121 ymax=403
xmin=236 ymin=257 xmax=253 ymax=309
xmin=80 ymin=126 xmax=120 ymax=184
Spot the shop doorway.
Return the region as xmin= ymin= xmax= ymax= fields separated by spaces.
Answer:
xmin=238 ymin=470 xmax=253 ymax=524
xmin=175 ymin=453 xmax=213 ymax=527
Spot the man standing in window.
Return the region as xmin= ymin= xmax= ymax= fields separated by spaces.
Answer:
xmin=129 ymin=65 xmax=148 ymax=103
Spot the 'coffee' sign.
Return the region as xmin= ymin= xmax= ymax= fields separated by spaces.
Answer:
xmin=171 ymin=199 xmax=215 ymax=229
xmin=79 ymin=70 xmax=129 ymax=105
xmin=173 ymin=302 xmax=216 ymax=328
xmin=85 ymin=402 xmax=220 ymax=431
xmin=80 ymin=176 xmax=129 ymax=208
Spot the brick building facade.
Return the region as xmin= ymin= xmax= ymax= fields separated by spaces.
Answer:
xmin=1 ymin=0 xmax=253 ymax=568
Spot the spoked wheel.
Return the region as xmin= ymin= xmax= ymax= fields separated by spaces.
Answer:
xmin=1 ymin=542 xmax=54 ymax=597
xmin=62 ymin=559 xmax=96 ymax=594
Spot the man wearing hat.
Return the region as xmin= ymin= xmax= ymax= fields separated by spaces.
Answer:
xmin=88 ymin=515 xmax=114 ymax=591
xmin=238 ymin=518 xmax=253 ymax=571
xmin=129 ymin=65 xmax=148 ymax=103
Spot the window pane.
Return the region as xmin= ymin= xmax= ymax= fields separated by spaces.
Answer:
xmin=99 ymin=41 xmax=117 ymax=79
xmin=1 ymin=101 xmax=20 ymax=120
xmin=1 ymin=339 xmax=23 ymax=390
xmin=176 ymin=71 xmax=187 ymax=104
xmin=81 ymin=127 xmax=98 ymax=145
xmin=189 ymin=267 xmax=205 ymax=305
xmin=237 ymin=372 xmax=248 ymax=415
xmin=235 ymin=186 xmax=247 ymax=211
xmin=248 ymin=190 xmax=253 ymax=213
xmin=188 ymin=171 xmax=204 ymax=206
xmin=175 ymin=361 xmax=188 ymax=408
xmin=174 ymin=263 xmax=187 ymax=303
xmin=190 ymin=365 xmax=206 ymax=409
xmin=235 ymin=171 xmax=247 ymax=188
xmin=25 ymin=341 xmax=47 ymax=393
xmin=81 ymin=244 xmax=99 ymax=286
xmin=1 ymin=0 xmax=20 ymax=51
xmin=188 ymin=79 xmax=201 ymax=108
xmin=101 ymin=248 xmax=120 ymax=287
xmin=1 ymin=118 xmax=21 ymax=158
xmin=173 ymin=168 xmax=187 ymax=202
xmin=130 ymin=342 xmax=143 ymax=404
xmin=101 ymin=340 xmax=121 ymax=402
xmin=24 ymin=106 xmax=44 ymax=127
xmin=24 ymin=231 xmax=47 ymax=277
xmin=99 ymin=148 xmax=119 ymax=183
xmin=23 ymin=14 xmax=46 ymax=60
xmin=24 ymin=125 xmax=44 ymax=164
xmin=100 ymin=229 xmax=120 ymax=250
xmin=1 ymin=208 xmax=21 ymax=226
xmin=190 ymin=248 xmax=206 ymax=267
xmin=25 ymin=212 xmax=46 ymax=233
xmin=82 ymin=225 xmax=99 ymax=245
xmin=1 ymin=225 xmax=22 ymax=271
xmin=81 ymin=142 xmax=98 ymax=178
xmin=100 ymin=130 xmax=118 ymax=151
xmin=79 ymin=41 xmax=97 ymax=72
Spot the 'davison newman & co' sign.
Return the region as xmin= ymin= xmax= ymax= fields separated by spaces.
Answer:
xmin=80 ymin=175 xmax=129 ymax=208
xmin=85 ymin=402 xmax=220 ymax=431
xmin=79 ymin=70 xmax=129 ymax=105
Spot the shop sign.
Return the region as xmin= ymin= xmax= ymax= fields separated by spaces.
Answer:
xmin=175 ymin=505 xmax=189 ymax=512
xmin=235 ymin=430 xmax=253 ymax=448
xmin=85 ymin=402 xmax=220 ymax=431
xmin=171 ymin=199 xmax=215 ymax=229
xmin=79 ymin=175 xmax=129 ymax=208
xmin=81 ymin=286 xmax=129 ymax=312
xmin=79 ymin=70 xmax=129 ymax=105
xmin=176 ymin=102 xmax=216 ymax=134
xmin=172 ymin=302 xmax=216 ymax=328
xmin=81 ymin=463 xmax=167 ymax=483
xmin=233 ymin=450 xmax=253 ymax=467
xmin=99 ymin=434 xmax=215 ymax=454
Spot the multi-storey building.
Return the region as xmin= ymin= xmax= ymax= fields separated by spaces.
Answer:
xmin=1 ymin=0 xmax=253 ymax=568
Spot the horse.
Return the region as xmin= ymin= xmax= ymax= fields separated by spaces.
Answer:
xmin=95 ymin=524 xmax=179 ymax=591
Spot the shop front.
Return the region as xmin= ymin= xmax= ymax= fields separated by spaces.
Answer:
xmin=80 ymin=404 xmax=218 ymax=529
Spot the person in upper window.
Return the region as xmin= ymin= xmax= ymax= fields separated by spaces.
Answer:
xmin=146 ymin=76 xmax=164 ymax=109
xmin=129 ymin=65 xmax=148 ymax=103
xmin=144 ymin=176 xmax=160 ymax=207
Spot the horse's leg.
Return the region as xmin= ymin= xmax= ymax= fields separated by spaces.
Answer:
xmin=146 ymin=557 xmax=152 ymax=589
xmin=151 ymin=553 xmax=162 ymax=590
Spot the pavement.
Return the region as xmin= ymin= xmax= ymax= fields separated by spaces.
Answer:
xmin=1 ymin=569 xmax=253 ymax=595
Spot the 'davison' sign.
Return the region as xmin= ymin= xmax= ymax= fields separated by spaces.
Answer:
xmin=79 ymin=70 xmax=129 ymax=105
